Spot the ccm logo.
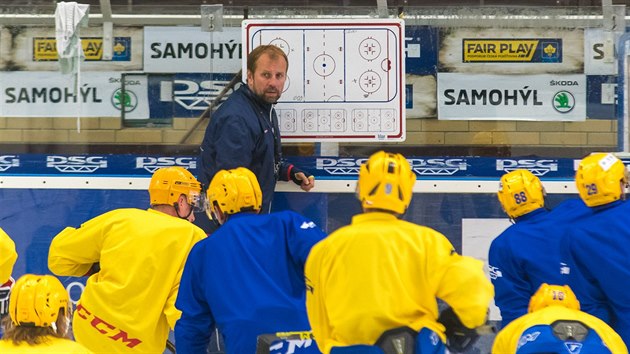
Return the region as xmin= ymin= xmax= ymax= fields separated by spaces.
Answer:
xmin=75 ymin=304 xmax=142 ymax=348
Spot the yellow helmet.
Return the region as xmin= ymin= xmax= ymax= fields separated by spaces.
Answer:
xmin=9 ymin=274 xmax=69 ymax=327
xmin=575 ymin=153 xmax=628 ymax=207
xmin=207 ymin=167 xmax=262 ymax=215
xmin=497 ymin=169 xmax=545 ymax=219
xmin=149 ymin=167 xmax=202 ymax=207
xmin=357 ymin=151 xmax=416 ymax=214
xmin=528 ymin=283 xmax=580 ymax=313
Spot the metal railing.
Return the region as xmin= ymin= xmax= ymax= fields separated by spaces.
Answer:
xmin=0 ymin=4 xmax=626 ymax=28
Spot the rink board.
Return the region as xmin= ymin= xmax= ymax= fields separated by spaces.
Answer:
xmin=0 ymin=153 xmax=593 ymax=299
xmin=0 ymin=153 xmax=613 ymax=353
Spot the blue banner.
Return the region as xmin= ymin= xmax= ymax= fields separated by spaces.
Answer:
xmin=4 ymin=153 xmax=627 ymax=180
xmin=405 ymin=26 xmax=439 ymax=75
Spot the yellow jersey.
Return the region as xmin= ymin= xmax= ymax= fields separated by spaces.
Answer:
xmin=0 ymin=227 xmax=17 ymax=283
xmin=48 ymin=208 xmax=206 ymax=353
xmin=492 ymin=306 xmax=627 ymax=353
xmin=0 ymin=335 xmax=93 ymax=353
xmin=305 ymin=212 xmax=493 ymax=354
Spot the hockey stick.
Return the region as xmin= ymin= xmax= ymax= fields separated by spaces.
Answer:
xmin=178 ymin=69 xmax=243 ymax=144
xmin=166 ymin=339 xmax=176 ymax=353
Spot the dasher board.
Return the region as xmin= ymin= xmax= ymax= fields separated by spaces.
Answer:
xmin=242 ymin=19 xmax=405 ymax=142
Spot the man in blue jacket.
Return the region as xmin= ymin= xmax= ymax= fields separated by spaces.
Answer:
xmin=174 ymin=167 xmax=326 ymax=354
xmin=562 ymin=152 xmax=630 ymax=345
xmin=489 ymin=169 xmax=591 ymax=327
xmin=198 ymin=44 xmax=314 ymax=219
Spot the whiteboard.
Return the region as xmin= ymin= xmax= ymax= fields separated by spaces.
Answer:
xmin=242 ymin=19 xmax=405 ymax=142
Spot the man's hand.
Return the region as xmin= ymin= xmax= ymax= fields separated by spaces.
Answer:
xmin=289 ymin=166 xmax=315 ymax=192
xmin=294 ymin=172 xmax=315 ymax=192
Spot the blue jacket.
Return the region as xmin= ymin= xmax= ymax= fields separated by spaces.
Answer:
xmin=174 ymin=210 xmax=327 ymax=354
xmin=199 ymin=84 xmax=293 ymax=213
xmin=561 ymin=199 xmax=630 ymax=344
xmin=489 ymin=198 xmax=592 ymax=327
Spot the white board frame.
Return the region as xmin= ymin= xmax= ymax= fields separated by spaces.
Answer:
xmin=242 ymin=19 xmax=406 ymax=142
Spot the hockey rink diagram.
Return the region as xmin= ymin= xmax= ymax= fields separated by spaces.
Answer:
xmin=243 ymin=19 xmax=405 ymax=141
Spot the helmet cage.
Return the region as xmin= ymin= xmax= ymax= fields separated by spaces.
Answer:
xmin=149 ymin=167 xmax=202 ymax=208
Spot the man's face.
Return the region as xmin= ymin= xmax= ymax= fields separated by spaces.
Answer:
xmin=247 ymin=53 xmax=287 ymax=104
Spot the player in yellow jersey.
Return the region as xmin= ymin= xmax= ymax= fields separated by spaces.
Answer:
xmin=492 ymin=283 xmax=627 ymax=354
xmin=0 ymin=274 xmax=93 ymax=353
xmin=48 ymin=167 xmax=207 ymax=353
xmin=0 ymin=228 xmax=17 ymax=319
xmin=305 ymin=151 xmax=494 ymax=354
xmin=0 ymin=228 xmax=17 ymax=285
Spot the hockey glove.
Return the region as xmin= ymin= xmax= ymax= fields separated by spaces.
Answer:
xmin=438 ymin=306 xmax=480 ymax=353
